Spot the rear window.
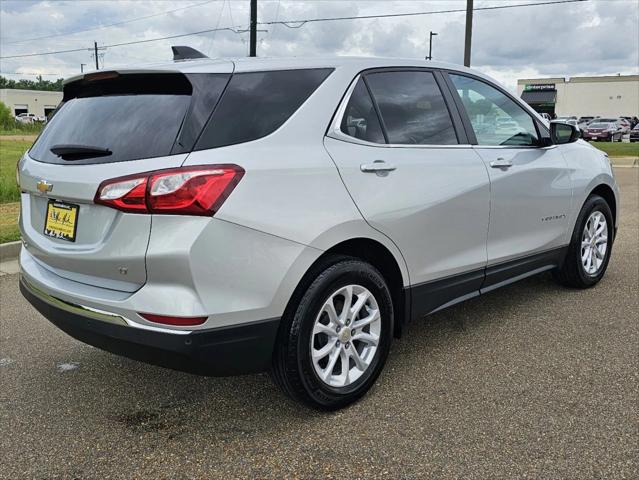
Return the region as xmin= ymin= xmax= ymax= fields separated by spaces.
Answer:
xmin=30 ymin=73 xmax=229 ymax=165
xmin=195 ymin=68 xmax=333 ymax=150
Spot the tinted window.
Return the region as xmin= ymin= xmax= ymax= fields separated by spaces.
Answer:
xmin=30 ymin=73 xmax=229 ymax=165
xmin=450 ymin=74 xmax=539 ymax=146
xmin=196 ymin=68 xmax=333 ymax=149
xmin=365 ymin=71 xmax=457 ymax=145
xmin=340 ymin=78 xmax=385 ymax=143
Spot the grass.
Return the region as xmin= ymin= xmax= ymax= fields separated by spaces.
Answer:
xmin=590 ymin=141 xmax=639 ymax=158
xmin=0 ymin=138 xmax=32 ymax=243
xmin=0 ymin=122 xmax=43 ymax=136
xmin=0 ymin=202 xmax=20 ymax=243
xmin=1 ymin=139 xmax=32 ymax=203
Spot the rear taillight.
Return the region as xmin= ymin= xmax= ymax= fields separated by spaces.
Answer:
xmin=95 ymin=165 xmax=244 ymax=216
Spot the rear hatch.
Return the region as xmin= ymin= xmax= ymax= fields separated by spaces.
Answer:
xmin=19 ymin=65 xmax=233 ymax=292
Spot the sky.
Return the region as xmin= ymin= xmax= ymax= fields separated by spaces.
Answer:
xmin=0 ymin=0 xmax=637 ymax=92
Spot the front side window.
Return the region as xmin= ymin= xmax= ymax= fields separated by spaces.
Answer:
xmin=340 ymin=78 xmax=385 ymax=144
xmin=449 ymin=74 xmax=539 ymax=146
xmin=365 ymin=71 xmax=458 ymax=145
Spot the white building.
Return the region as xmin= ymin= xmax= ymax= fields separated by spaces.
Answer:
xmin=517 ymin=74 xmax=639 ymax=118
xmin=0 ymin=89 xmax=63 ymax=118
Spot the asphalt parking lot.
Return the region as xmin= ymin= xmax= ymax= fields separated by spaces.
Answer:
xmin=1 ymin=168 xmax=637 ymax=479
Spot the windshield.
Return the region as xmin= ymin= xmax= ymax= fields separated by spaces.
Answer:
xmin=588 ymin=123 xmax=613 ymax=129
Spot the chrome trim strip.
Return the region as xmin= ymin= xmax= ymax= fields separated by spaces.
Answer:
xmin=124 ymin=318 xmax=192 ymax=335
xmin=20 ymin=275 xmax=192 ymax=335
xmin=471 ymin=145 xmax=558 ymax=151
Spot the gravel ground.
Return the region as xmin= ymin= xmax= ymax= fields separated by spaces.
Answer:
xmin=1 ymin=168 xmax=637 ymax=479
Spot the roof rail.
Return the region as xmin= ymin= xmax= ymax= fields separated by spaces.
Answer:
xmin=171 ymin=46 xmax=208 ymax=61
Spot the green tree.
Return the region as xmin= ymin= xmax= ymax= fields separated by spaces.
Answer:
xmin=0 ymin=75 xmax=64 ymax=91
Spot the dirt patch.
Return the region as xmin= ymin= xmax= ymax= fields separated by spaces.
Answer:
xmin=0 ymin=135 xmax=38 ymax=142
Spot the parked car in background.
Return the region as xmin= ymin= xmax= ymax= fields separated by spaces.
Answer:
xmin=15 ymin=112 xmax=45 ymax=124
xmin=540 ymin=112 xmax=551 ymax=121
xmin=578 ymin=116 xmax=595 ymax=130
xmin=617 ymin=118 xmax=631 ymax=134
xmin=582 ymin=121 xmax=624 ymax=142
xmin=630 ymin=124 xmax=639 ymax=142
xmin=17 ymin=55 xmax=619 ymax=409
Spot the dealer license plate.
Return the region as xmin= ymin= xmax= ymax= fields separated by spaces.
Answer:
xmin=44 ymin=200 xmax=79 ymax=242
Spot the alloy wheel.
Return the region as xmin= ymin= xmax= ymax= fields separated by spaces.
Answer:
xmin=581 ymin=210 xmax=608 ymax=275
xmin=310 ymin=284 xmax=381 ymax=388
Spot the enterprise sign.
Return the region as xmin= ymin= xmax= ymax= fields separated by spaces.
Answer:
xmin=524 ymin=84 xmax=556 ymax=92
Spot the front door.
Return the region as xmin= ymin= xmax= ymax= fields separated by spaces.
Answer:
xmin=447 ymin=73 xmax=572 ymax=274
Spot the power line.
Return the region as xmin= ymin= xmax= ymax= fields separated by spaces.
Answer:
xmin=0 ymin=0 xmax=587 ymax=60
xmin=0 ymin=26 xmax=242 ymax=59
xmin=0 ymin=72 xmax=63 ymax=76
xmin=1 ymin=0 xmax=217 ymax=45
xmin=265 ymin=0 xmax=587 ymax=28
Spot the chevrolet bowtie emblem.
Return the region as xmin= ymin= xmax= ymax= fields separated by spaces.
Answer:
xmin=36 ymin=180 xmax=53 ymax=194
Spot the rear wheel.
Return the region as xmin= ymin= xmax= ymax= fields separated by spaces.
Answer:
xmin=554 ymin=195 xmax=613 ymax=288
xmin=271 ymin=256 xmax=393 ymax=410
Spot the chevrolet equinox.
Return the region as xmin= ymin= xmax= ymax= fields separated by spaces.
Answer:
xmin=18 ymin=53 xmax=619 ymax=409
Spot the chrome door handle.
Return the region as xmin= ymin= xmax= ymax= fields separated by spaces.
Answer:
xmin=490 ymin=158 xmax=513 ymax=169
xmin=360 ymin=160 xmax=397 ymax=174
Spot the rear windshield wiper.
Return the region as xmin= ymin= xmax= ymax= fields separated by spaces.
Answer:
xmin=50 ymin=144 xmax=112 ymax=160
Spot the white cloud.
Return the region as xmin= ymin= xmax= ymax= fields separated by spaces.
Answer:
xmin=0 ymin=0 xmax=637 ymax=91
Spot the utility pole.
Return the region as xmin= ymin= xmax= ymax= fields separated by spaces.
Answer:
xmin=249 ymin=0 xmax=257 ymax=57
xmin=80 ymin=63 xmax=86 ymax=73
xmin=94 ymin=41 xmax=99 ymax=70
xmin=463 ymin=0 xmax=473 ymax=67
xmin=425 ymin=31 xmax=438 ymax=60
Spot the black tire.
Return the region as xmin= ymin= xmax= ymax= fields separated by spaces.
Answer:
xmin=271 ymin=255 xmax=393 ymax=410
xmin=553 ymin=194 xmax=614 ymax=288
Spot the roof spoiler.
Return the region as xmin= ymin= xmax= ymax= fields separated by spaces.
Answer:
xmin=172 ymin=46 xmax=208 ymax=61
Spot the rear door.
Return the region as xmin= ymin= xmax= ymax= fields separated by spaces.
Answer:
xmin=446 ymin=72 xmax=572 ymax=274
xmin=324 ymin=69 xmax=490 ymax=315
xmin=18 ymin=68 xmax=232 ymax=291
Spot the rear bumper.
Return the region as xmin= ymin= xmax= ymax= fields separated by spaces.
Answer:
xmin=20 ymin=276 xmax=280 ymax=376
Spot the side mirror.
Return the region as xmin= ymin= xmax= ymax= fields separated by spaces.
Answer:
xmin=551 ymin=122 xmax=580 ymax=144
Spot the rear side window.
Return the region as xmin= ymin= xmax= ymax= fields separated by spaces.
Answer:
xmin=196 ymin=68 xmax=333 ymax=149
xmin=29 ymin=73 xmax=229 ymax=165
xmin=365 ymin=71 xmax=458 ymax=145
xmin=340 ymin=78 xmax=385 ymax=144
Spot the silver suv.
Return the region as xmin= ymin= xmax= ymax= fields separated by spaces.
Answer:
xmin=18 ymin=55 xmax=619 ymax=409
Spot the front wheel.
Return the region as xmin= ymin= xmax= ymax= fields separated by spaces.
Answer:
xmin=271 ymin=256 xmax=393 ymax=410
xmin=554 ymin=194 xmax=614 ymax=288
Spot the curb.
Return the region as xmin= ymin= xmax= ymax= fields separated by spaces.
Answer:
xmin=609 ymin=156 xmax=639 ymax=167
xmin=0 ymin=240 xmax=21 ymax=262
